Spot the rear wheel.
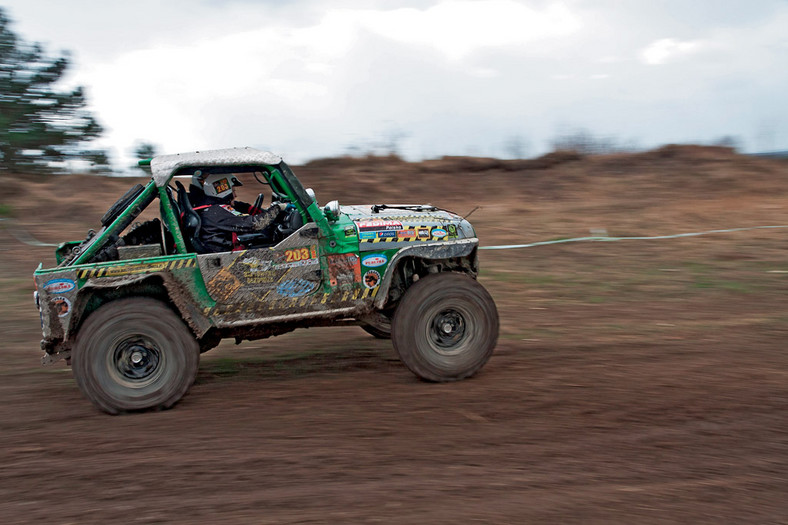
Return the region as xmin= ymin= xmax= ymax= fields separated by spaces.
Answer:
xmin=72 ymin=298 xmax=199 ymax=414
xmin=392 ymin=273 xmax=498 ymax=381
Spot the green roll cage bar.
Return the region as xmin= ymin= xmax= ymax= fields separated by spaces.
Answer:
xmin=63 ymin=157 xmax=337 ymax=267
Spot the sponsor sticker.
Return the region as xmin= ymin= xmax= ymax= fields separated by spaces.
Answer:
xmin=220 ymin=204 xmax=244 ymax=216
xmin=344 ymin=226 xmax=357 ymax=238
xmin=447 ymin=224 xmax=458 ymax=237
xmin=239 ymin=247 xmax=319 ymax=270
xmin=431 ymin=228 xmax=447 ymax=239
xmin=362 ymin=254 xmax=388 ymax=267
xmin=377 ymin=231 xmax=396 ymax=239
xmin=397 ymin=229 xmax=417 ymax=239
xmin=283 ymin=247 xmax=317 ymax=263
xmin=53 ymin=296 xmax=71 ymax=318
xmin=359 ymin=231 xmax=377 ymax=240
xmin=207 ymin=267 xmax=242 ymax=302
xmin=363 ymin=270 xmax=381 ymax=289
xmin=212 ymin=178 xmax=231 ymax=195
xmin=243 ymin=272 xmax=278 ymax=284
xmin=417 ymin=228 xmax=431 ymax=239
xmin=277 ymin=279 xmax=318 ymax=298
xmin=43 ymin=279 xmax=75 ymax=294
xmin=327 ymin=253 xmax=361 ymax=287
xmin=278 ymin=259 xmax=319 ymax=269
xmin=356 ymin=220 xmax=403 ymax=232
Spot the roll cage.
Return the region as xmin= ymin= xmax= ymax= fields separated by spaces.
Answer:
xmin=58 ymin=148 xmax=335 ymax=267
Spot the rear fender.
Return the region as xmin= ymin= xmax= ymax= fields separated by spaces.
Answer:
xmin=72 ymin=272 xmax=213 ymax=340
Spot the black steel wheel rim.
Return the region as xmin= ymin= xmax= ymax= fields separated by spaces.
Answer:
xmin=428 ymin=308 xmax=467 ymax=354
xmin=112 ymin=338 xmax=162 ymax=381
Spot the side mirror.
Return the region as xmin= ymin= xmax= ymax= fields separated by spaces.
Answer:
xmin=305 ymin=188 xmax=316 ymax=203
xmin=324 ymin=200 xmax=340 ymax=220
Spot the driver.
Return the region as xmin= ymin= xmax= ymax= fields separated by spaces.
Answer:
xmin=196 ymin=173 xmax=286 ymax=252
xmin=189 ymin=170 xmax=263 ymax=213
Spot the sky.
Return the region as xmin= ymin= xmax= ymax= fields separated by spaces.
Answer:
xmin=2 ymin=0 xmax=787 ymax=170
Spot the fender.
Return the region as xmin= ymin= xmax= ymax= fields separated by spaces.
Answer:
xmin=374 ymin=238 xmax=479 ymax=309
xmin=74 ymin=272 xmax=214 ymax=339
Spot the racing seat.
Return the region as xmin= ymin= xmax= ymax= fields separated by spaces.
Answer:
xmin=274 ymin=206 xmax=304 ymax=242
xmin=175 ymin=181 xmax=208 ymax=254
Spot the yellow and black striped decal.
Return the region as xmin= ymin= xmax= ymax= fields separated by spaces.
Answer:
xmin=360 ymin=225 xmax=448 ymax=244
xmin=78 ymin=258 xmax=196 ymax=279
xmin=207 ymin=286 xmax=379 ymax=316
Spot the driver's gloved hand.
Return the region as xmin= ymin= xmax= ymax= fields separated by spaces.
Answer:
xmin=277 ymin=203 xmax=288 ymax=213
xmin=285 ymin=204 xmax=296 ymax=211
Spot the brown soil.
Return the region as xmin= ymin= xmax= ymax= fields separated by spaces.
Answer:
xmin=2 ymin=146 xmax=788 ymax=523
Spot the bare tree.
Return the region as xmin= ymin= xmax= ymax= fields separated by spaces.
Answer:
xmin=550 ymin=128 xmax=633 ymax=155
xmin=710 ymin=135 xmax=742 ymax=151
xmin=503 ymin=134 xmax=531 ymax=159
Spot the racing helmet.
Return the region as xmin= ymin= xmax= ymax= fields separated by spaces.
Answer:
xmin=191 ymin=169 xmax=204 ymax=189
xmin=202 ymin=173 xmax=243 ymax=199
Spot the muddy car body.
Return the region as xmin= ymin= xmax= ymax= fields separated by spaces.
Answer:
xmin=33 ymin=147 xmax=498 ymax=413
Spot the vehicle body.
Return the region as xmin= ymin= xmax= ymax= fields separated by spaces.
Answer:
xmin=33 ymin=147 xmax=498 ymax=413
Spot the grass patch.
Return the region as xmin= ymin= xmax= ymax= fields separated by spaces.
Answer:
xmin=682 ymin=261 xmax=724 ymax=275
xmin=200 ymin=358 xmax=248 ymax=378
xmin=692 ymin=279 xmax=752 ymax=293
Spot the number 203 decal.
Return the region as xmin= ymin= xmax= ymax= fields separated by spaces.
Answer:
xmin=284 ymin=246 xmax=317 ymax=262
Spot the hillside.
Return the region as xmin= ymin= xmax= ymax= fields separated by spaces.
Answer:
xmin=3 ymin=145 xmax=788 ymax=256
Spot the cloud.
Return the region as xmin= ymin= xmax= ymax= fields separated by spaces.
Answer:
xmin=353 ymin=0 xmax=581 ymax=60
xmin=81 ymin=0 xmax=585 ymax=166
xmin=640 ymin=38 xmax=705 ymax=65
xmin=9 ymin=0 xmax=787 ymax=166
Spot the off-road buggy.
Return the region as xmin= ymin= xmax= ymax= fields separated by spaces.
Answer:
xmin=33 ymin=148 xmax=499 ymax=414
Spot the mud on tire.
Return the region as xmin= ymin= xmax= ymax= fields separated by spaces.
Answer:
xmin=391 ymin=272 xmax=498 ymax=382
xmin=72 ymin=298 xmax=200 ymax=414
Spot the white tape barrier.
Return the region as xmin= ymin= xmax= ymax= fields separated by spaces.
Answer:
xmin=3 ymin=217 xmax=788 ymax=251
xmin=479 ymin=225 xmax=788 ymax=250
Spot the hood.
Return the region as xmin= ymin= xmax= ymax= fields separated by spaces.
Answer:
xmin=341 ymin=204 xmax=476 ymax=251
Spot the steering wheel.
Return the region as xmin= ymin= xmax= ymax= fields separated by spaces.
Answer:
xmin=271 ymin=189 xmax=288 ymax=203
xmin=251 ymin=193 xmax=264 ymax=214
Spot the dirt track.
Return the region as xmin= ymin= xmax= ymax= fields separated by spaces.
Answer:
xmin=2 ymin=147 xmax=788 ymax=523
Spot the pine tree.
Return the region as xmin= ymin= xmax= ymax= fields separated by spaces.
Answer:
xmin=0 ymin=8 xmax=108 ymax=174
xmin=132 ymin=141 xmax=158 ymax=172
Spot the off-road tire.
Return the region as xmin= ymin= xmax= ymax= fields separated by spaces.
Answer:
xmin=72 ymin=297 xmax=200 ymax=414
xmin=391 ymin=272 xmax=498 ymax=382
xmin=360 ymin=311 xmax=392 ymax=339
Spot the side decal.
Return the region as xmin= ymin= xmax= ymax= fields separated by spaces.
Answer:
xmin=361 ymin=254 xmax=388 ymax=268
xmin=363 ymin=270 xmax=381 ymax=289
xmin=43 ymin=279 xmax=75 ymax=294
xmin=78 ymin=258 xmax=196 ymax=279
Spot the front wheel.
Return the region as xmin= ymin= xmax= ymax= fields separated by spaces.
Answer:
xmin=71 ymin=298 xmax=200 ymax=414
xmin=392 ymin=273 xmax=498 ymax=382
